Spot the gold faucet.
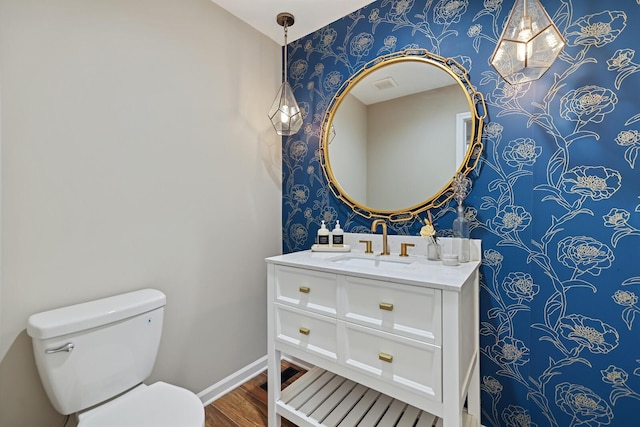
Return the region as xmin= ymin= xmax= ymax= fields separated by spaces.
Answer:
xmin=371 ymin=219 xmax=390 ymax=255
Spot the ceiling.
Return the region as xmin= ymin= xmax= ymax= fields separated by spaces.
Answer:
xmin=350 ymin=61 xmax=458 ymax=105
xmin=210 ymin=0 xmax=376 ymax=45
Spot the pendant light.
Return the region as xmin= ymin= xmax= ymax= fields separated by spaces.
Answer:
xmin=268 ymin=12 xmax=303 ymax=136
xmin=490 ymin=0 xmax=565 ymax=85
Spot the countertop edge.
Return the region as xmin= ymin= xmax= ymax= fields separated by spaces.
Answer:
xmin=266 ymin=250 xmax=480 ymax=292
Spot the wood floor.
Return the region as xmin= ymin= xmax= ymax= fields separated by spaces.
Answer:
xmin=205 ymin=361 xmax=306 ymax=427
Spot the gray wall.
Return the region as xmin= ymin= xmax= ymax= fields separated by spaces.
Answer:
xmin=330 ymin=94 xmax=368 ymax=204
xmin=367 ymin=85 xmax=466 ymax=209
xmin=0 ymin=1 xmax=282 ymax=426
xmin=328 ymin=84 xmax=467 ymax=211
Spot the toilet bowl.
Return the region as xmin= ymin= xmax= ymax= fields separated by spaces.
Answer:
xmin=77 ymin=382 xmax=204 ymax=427
xmin=27 ymin=289 xmax=205 ymax=427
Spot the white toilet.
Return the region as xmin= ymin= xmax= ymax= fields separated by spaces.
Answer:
xmin=27 ymin=289 xmax=205 ymax=427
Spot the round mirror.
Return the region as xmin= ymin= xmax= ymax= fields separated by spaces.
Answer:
xmin=320 ymin=49 xmax=486 ymax=222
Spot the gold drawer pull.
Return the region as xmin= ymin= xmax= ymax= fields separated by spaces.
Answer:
xmin=379 ymin=352 xmax=393 ymax=363
xmin=299 ymin=286 xmax=310 ymax=294
xmin=299 ymin=327 xmax=310 ymax=335
xmin=379 ymin=302 xmax=394 ymax=311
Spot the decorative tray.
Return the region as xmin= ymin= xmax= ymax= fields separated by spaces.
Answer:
xmin=310 ymin=244 xmax=351 ymax=252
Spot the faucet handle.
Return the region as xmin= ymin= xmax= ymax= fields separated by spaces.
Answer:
xmin=399 ymin=243 xmax=415 ymax=257
xmin=359 ymin=239 xmax=373 ymax=254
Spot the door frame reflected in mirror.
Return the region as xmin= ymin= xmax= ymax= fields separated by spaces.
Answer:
xmin=456 ymin=112 xmax=472 ymax=167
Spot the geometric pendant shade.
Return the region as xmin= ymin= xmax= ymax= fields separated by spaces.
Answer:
xmin=268 ymin=13 xmax=303 ymax=136
xmin=268 ymin=80 xmax=303 ymax=136
xmin=490 ymin=0 xmax=565 ymax=85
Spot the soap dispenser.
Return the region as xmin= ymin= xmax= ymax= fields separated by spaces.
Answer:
xmin=332 ymin=220 xmax=344 ymax=247
xmin=317 ymin=221 xmax=330 ymax=246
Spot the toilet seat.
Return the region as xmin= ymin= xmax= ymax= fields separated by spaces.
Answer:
xmin=77 ymin=381 xmax=205 ymax=427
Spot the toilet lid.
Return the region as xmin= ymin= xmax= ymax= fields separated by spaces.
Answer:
xmin=77 ymin=382 xmax=205 ymax=427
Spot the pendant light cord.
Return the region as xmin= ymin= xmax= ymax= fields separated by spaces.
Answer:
xmin=283 ymin=21 xmax=288 ymax=84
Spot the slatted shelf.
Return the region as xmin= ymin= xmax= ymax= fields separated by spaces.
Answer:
xmin=276 ymin=367 xmax=475 ymax=427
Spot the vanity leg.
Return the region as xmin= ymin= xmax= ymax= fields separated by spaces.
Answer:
xmin=466 ymin=270 xmax=481 ymax=426
xmin=467 ymin=356 xmax=481 ymax=426
xmin=441 ymin=385 xmax=464 ymax=426
xmin=266 ymin=264 xmax=281 ymax=427
xmin=267 ymin=349 xmax=282 ymax=427
xmin=441 ymin=290 xmax=463 ymax=427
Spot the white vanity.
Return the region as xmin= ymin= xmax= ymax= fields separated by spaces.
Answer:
xmin=266 ymin=237 xmax=481 ymax=427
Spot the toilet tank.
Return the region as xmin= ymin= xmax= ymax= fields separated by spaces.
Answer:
xmin=27 ymin=289 xmax=166 ymax=415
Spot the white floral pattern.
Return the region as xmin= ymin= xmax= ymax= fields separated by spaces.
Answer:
xmin=555 ymin=382 xmax=614 ymax=426
xmin=282 ymin=1 xmax=640 ymax=425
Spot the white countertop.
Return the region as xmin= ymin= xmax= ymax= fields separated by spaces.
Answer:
xmin=266 ymin=249 xmax=480 ymax=292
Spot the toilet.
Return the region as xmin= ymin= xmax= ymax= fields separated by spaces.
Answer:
xmin=27 ymin=289 xmax=205 ymax=427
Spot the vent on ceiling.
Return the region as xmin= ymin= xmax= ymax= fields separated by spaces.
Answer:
xmin=372 ymin=77 xmax=398 ymax=91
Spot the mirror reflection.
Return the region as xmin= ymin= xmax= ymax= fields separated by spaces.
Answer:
xmin=320 ymin=50 xmax=485 ymax=221
xmin=329 ymin=61 xmax=469 ymax=210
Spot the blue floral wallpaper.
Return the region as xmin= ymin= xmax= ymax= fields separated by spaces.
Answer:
xmin=281 ymin=1 xmax=640 ymax=426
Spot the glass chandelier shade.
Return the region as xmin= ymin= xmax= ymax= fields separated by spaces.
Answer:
xmin=268 ymin=13 xmax=303 ymax=136
xmin=490 ymin=0 xmax=565 ymax=85
xmin=269 ymin=80 xmax=303 ymax=136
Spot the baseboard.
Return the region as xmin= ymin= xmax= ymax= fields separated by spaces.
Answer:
xmin=197 ymin=354 xmax=314 ymax=407
xmin=198 ymin=355 xmax=268 ymax=406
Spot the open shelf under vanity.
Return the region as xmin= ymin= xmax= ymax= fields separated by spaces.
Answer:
xmin=276 ymin=366 xmax=477 ymax=427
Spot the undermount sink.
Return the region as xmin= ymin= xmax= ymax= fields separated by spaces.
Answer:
xmin=329 ymin=254 xmax=414 ymax=270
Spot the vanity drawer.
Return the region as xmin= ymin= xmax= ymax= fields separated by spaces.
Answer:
xmin=342 ymin=276 xmax=441 ymax=345
xmin=342 ymin=322 xmax=441 ymax=402
xmin=274 ymin=266 xmax=338 ymax=317
xmin=275 ymin=305 xmax=338 ymax=362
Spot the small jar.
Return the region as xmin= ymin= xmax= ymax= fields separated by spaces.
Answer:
xmin=442 ymin=253 xmax=460 ymax=266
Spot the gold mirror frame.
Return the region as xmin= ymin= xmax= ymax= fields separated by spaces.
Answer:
xmin=319 ymin=49 xmax=487 ymax=222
